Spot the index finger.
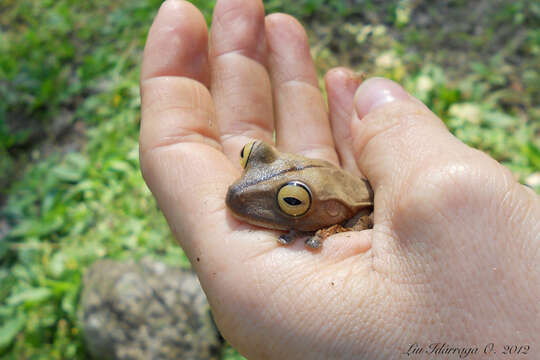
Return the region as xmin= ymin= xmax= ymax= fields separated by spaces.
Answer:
xmin=140 ymin=1 xmax=260 ymax=267
xmin=140 ymin=0 xmax=218 ymax=151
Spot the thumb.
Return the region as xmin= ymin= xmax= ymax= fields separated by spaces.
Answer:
xmin=351 ymin=77 xmax=460 ymax=193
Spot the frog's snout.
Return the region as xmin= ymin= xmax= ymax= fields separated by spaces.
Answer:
xmin=225 ymin=185 xmax=235 ymax=209
xmin=225 ymin=183 xmax=242 ymax=210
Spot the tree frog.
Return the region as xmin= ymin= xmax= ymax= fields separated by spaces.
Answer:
xmin=226 ymin=141 xmax=374 ymax=248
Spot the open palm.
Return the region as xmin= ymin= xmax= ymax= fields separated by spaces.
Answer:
xmin=139 ymin=0 xmax=540 ymax=358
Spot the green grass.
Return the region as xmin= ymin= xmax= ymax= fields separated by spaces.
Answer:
xmin=0 ymin=0 xmax=186 ymax=357
xmin=0 ymin=0 xmax=539 ymax=359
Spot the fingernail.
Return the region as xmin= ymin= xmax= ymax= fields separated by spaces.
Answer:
xmin=354 ymin=77 xmax=411 ymax=119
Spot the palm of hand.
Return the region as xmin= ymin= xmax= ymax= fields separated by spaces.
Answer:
xmin=139 ymin=0 xmax=540 ymax=358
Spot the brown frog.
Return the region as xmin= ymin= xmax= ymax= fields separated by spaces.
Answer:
xmin=225 ymin=141 xmax=374 ymax=248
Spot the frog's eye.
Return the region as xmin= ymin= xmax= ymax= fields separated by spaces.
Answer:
xmin=239 ymin=141 xmax=256 ymax=169
xmin=277 ymin=181 xmax=311 ymax=217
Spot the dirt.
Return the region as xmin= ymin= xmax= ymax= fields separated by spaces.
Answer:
xmin=308 ymin=0 xmax=537 ymax=88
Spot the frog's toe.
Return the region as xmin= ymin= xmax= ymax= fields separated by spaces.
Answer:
xmin=278 ymin=231 xmax=295 ymax=245
xmin=305 ymin=235 xmax=322 ymax=249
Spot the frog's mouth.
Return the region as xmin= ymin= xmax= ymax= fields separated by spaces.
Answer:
xmin=227 ymin=209 xmax=290 ymax=231
xmin=226 ymin=185 xmax=287 ymax=229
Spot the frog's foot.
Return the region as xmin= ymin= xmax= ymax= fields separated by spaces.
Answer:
xmin=344 ymin=210 xmax=374 ymax=231
xmin=305 ymin=234 xmax=322 ymax=249
xmin=305 ymin=224 xmax=349 ymax=249
xmin=278 ymin=230 xmax=296 ymax=245
xmin=305 ymin=227 xmax=344 ymax=248
xmin=280 ymin=223 xmax=365 ymax=249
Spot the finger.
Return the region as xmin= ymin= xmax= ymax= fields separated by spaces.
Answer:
xmin=350 ymin=77 xmax=463 ymax=198
xmin=210 ymin=0 xmax=275 ymax=162
xmin=350 ymin=78 xmax=520 ymax=277
xmin=140 ymin=0 xmax=248 ymax=269
xmin=265 ymin=14 xmax=339 ymax=164
xmin=141 ymin=0 xmax=210 ymax=85
xmin=140 ymin=0 xmax=218 ymax=152
xmin=325 ymin=67 xmax=364 ymax=175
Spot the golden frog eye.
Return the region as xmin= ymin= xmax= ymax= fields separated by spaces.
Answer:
xmin=239 ymin=141 xmax=256 ymax=169
xmin=277 ymin=181 xmax=311 ymax=217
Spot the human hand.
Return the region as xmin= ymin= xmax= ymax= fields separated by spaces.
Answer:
xmin=139 ymin=0 xmax=540 ymax=358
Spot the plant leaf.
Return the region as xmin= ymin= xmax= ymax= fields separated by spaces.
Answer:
xmin=6 ymin=288 xmax=53 ymax=306
xmin=0 ymin=314 xmax=25 ymax=352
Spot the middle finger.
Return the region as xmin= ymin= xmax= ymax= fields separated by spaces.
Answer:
xmin=210 ymin=0 xmax=275 ymax=161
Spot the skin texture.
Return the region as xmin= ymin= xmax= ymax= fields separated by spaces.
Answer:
xmin=139 ymin=0 xmax=540 ymax=359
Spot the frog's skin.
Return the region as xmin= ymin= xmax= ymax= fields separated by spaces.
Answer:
xmin=225 ymin=141 xmax=374 ymax=248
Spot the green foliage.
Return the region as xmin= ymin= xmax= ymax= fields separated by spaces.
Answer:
xmin=1 ymin=0 xmax=539 ymax=359
xmin=313 ymin=0 xmax=539 ymax=187
xmin=222 ymin=344 xmax=247 ymax=360
xmin=403 ymin=64 xmax=539 ymax=180
xmin=0 ymin=0 xmax=188 ymax=357
xmin=0 ymin=0 xmax=165 ymax=191
xmin=265 ymin=0 xmax=373 ymax=19
xmin=1 ymin=98 xmax=187 ymax=357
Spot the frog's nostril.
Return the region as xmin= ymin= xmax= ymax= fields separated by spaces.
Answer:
xmin=225 ymin=186 xmax=235 ymax=208
xmin=225 ymin=183 xmax=245 ymax=209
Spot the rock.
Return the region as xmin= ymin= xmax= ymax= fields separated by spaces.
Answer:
xmin=79 ymin=258 xmax=221 ymax=360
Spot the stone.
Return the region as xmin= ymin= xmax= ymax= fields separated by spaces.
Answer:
xmin=79 ymin=258 xmax=221 ymax=360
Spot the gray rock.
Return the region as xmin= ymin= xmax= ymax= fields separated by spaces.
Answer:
xmin=80 ymin=258 xmax=221 ymax=360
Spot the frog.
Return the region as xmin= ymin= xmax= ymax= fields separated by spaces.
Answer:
xmin=225 ymin=141 xmax=374 ymax=249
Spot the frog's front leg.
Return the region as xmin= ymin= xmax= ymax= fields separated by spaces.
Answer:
xmin=278 ymin=230 xmax=299 ymax=245
xmin=344 ymin=210 xmax=373 ymax=231
xmin=279 ymin=210 xmax=374 ymax=249
xmin=306 ymin=213 xmax=374 ymax=249
xmin=278 ymin=230 xmax=313 ymax=246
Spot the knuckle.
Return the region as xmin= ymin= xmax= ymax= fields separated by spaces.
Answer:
xmin=393 ymin=156 xmax=512 ymax=227
xmin=392 ymin=160 xmax=476 ymax=229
